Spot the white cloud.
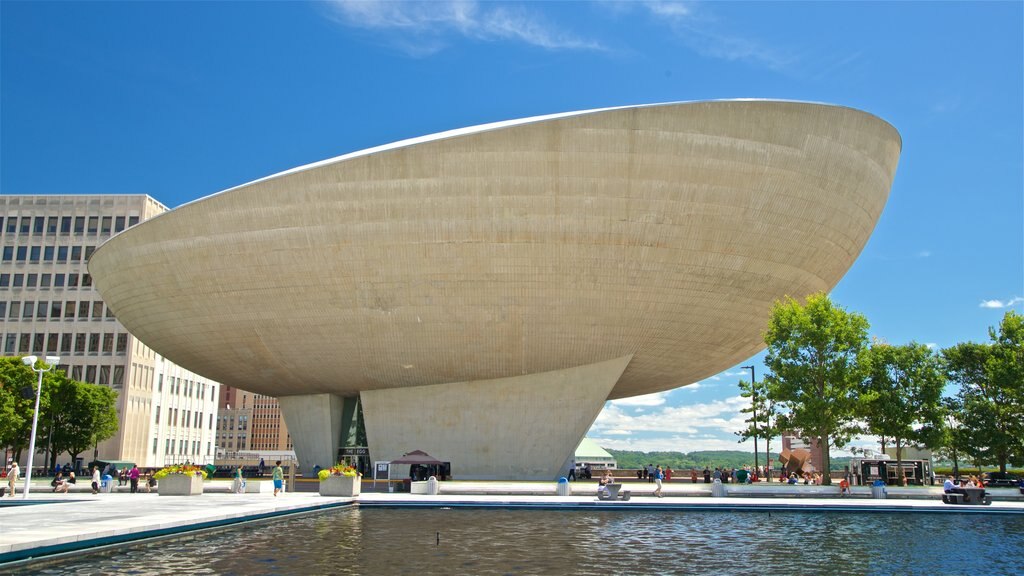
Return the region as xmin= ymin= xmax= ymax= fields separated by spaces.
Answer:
xmin=323 ymin=0 xmax=603 ymax=55
xmin=980 ymin=296 xmax=1024 ymax=309
xmin=917 ymin=250 xmax=931 ymax=258
xmin=610 ymin=392 xmax=668 ymax=407
xmin=591 ymin=434 xmax=756 ymax=454
xmin=628 ymin=2 xmax=794 ymax=71
xmin=925 ymin=343 xmax=937 ymax=350
xmin=593 ymin=395 xmax=750 ymax=437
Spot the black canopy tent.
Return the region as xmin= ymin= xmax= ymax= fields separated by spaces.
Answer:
xmin=388 ymin=450 xmax=450 ymax=482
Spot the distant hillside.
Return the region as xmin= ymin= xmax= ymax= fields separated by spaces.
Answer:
xmin=605 ymin=449 xmax=852 ymax=471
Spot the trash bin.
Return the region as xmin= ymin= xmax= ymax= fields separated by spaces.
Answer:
xmin=870 ymin=484 xmax=887 ymax=499
xmin=711 ymin=479 xmax=726 ymax=497
xmin=556 ymin=477 xmax=570 ymax=496
xmin=100 ymin=474 xmax=114 ymax=493
xmin=426 ymin=476 xmax=440 ymax=495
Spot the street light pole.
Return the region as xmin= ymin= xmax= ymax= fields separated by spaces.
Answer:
xmin=21 ymin=355 xmax=59 ymax=499
xmin=741 ymin=365 xmax=759 ymax=474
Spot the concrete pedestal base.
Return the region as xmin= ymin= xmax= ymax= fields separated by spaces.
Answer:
xmin=158 ymin=474 xmax=204 ymax=496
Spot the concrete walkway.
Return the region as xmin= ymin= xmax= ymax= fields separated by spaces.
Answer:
xmin=3 ymin=480 xmax=1023 ymax=567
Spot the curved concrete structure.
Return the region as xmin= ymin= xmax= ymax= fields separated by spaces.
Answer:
xmin=89 ymin=100 xmax=901 ymax=479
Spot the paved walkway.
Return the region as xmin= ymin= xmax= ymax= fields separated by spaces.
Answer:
xmin=3 ymin=480 xmax=1023 ymax=567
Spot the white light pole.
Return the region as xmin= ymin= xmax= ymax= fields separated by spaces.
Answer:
xmin=21 ymin=355 xmax=59 ymax=499
xmin=741 ymin=365 xmax=759 ymax=474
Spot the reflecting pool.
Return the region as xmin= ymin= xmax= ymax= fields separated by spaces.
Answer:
xmin=23 ymin=508 xmax=1024 ymax=575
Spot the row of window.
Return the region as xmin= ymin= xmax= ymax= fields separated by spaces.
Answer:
xmin=217 ymin=415 xmax=249 ymax=431
xmin=61 ymin=363 xmax=126 ymax=388
xmin=1 ymin=244 xmax=97 ymax=264
xmin=1 ymin=215 xmax=139 ymax=236
xmin=3 ymin=331 xmax=128 ymax=356
xmin=0 ymin=272 xmax=94 ymax=290
xmin=155 ymin=406 xmax=213 ymax=430
xmin=2 ymin=300 xmax=113 ymax=321
xmin=157 ymin=374 xmax=211 ymax=400
xmin=155 ymin=438 xmax=212 ymax=457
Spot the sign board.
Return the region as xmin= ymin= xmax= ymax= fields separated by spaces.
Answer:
xmin=374 ymin=461 xmax=390 ymax=481
xmin=341 ymin=447 xmax=369 ymax=456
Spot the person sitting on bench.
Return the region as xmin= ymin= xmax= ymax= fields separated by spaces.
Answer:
xmin=597 ymin=469 xmax=613 ymax=496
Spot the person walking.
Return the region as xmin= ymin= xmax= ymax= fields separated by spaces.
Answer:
xmin=653 ymin=465 xmax=664 ymax=497
xmin=129 ymin=464 xmax=141 ymax=493
xmin=7 ymin=461 xmax=20 ymax=497
xmin=272 ymin=460 xmax=284 ymax=497
xmin=91 ymin=465 xmax=101 ymax=494
xmin=232 ymin=466 xmax=246 ymax=494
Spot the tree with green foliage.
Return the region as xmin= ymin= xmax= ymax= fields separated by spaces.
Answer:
xmin=859 ymin=341 xmax=945 ymax=485
xmin=47 ymin=374 xmax=119 ymax=471
xmin=943 ymin=311 xmax=1024 ymax=473
xmin=763 ymin=293 xmax=869 ymax=485
xmin=735 ymin=376 xmax=781 ymax=472
xmin=0 ymin=357 xmax=51 ymax=461
xmin=934 ymin=396 xmax=968 ymax=479
xmin=1 ymin=357 xmax=119 ymax=466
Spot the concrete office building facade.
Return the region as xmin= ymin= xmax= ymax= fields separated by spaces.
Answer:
xmin=89 ymin=101 xmax=901 ymax=479
xmin=1 ymin=195 xmax=220 ymax=468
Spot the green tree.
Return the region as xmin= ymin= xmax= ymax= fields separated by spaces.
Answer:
xmin=735 ymin=376 xmax=782 ymax=472
xmin=0 ymin=357 xmax=54 ymax=461
xmin=763 ymin=293 xmax=869 ymax=485
xmin=934 ymin=396 xmax=968 ymax=479
xmin=48 ymin=376 xmax=119 ymax=468
xmin=943 ymin=311 xmax=1024 ymax=473
xmin=859 ymin=341 xmax=945 ymax=485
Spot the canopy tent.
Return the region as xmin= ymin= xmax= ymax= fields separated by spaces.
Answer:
xmin=390 ymin=450 xmax=444 ymax=466
xmin=387 ymin=450 xmax=450 ymax=485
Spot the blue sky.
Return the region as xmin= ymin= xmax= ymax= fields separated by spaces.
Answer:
xmin=3 ymin=1 xmax=1021 ymax=455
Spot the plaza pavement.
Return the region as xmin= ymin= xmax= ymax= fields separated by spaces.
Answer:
xmin=3 ymin=479 xmax=1023 ymax=568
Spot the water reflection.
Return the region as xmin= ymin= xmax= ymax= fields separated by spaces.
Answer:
xmin=22 ymin=508 xmax=1024 ymax=575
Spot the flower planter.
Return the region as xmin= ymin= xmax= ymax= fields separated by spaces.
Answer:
xmin=158 ymin=473 xmax=204 ymax=496
xmin=319 ymin=474 xmax=361 ymax=497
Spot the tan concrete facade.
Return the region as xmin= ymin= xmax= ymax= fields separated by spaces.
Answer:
xmin=88 ymin=100 xmax=901 ymax=479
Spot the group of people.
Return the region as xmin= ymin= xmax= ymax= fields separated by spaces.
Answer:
xmin=943 ymin=474 xmax=987 ymax=495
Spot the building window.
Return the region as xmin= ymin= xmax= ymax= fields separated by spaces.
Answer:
xmin=115 ymin=216 xmax=125 ymax=233
xmin=84 ymin=246 xmax=95 ymax=261
xmin=101 ymin=217 xmax=112 ymax=235
xmin=57 ymin=246 xmax=68 ymax=262
xmin=99 ymin=365 xmax=110 ymax=386
xmin=54 ymin=274 xmax=65 ymax=288
xmin=33 ymin=334 xmax=44 ymax=354
xmin=129 ymin=216 xmax=140 ymax=227
xmin=46 ymin=334 xmax=59 ymax=354
xmin=157 ymin=374 xmax=163 ymax=392
xmin=82 ymin=274 xmax=92 ymax=287
xmin=85 ymin=365 xmax=96 ymax=383
xmin=116 ymin=334 xmax=128 ymax=354
xmin=64 ymin=301 xmax=75 ymax=319
xmin=155 ymin=406 xmax=161 ymax=424
xmin=33 ymin=216 xmax=44 ymax=234
xmin=102 ymin=333 xmax=113 ymax=354
xmin=68 ymin=273 xmax=79 ymax=288
xmin=47 ymin=216 xmax=58 ymax=234
xmin=153 ymin=438 xmax=158 ymax=454
xmin=50 ymin=301 xmax=61 ymax=318
xmin=19 ymin=217 xmax=30 ymax=234
xmin=60 ymin=333 xmax=72 ymax=354
xmin=79 ymin=301 xmax=90 ymax=318
xmin=75 ymin=334 xmax=86 ymax=353
xmin=26 ymin=274 xmax=38 ymax=288
xmin=71 ymin=246 xmax=82 ymax=261
xmin=2 ymin=246 xmax=11 ymax=261
xmin=74 ymin=216 xmax=85 ymax=234
xmin=0 ymin=273 xmax=8 ymax=287
xmin=60 ymin=216 xmax=72 ymax=234
xmin=92 ymin=301 xmax=103 ymax=319
xmin=4 ymin=334 xmax=16 ymax=354
xmin=113 ymin=366 xmax=124 ymax=387
xmin=87 ymin=216 xmax=98 ymax=234
xmin=88 ymin=333 xmax=99 ymax=353
xmin=41 ymin=274 xmax=52 ymax=288
xmin=43 ymin=246 xmax=54 ymax=261
xmin=29 ymin=246 xmax=40 ymax=261
xmin=16 ymin=246 xmax=27 ymax=261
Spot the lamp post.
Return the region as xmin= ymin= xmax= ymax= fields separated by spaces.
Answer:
xmin=21 ymin=355 xmax=59 ymax=499
xmin=741 ymin=365 xmax=759 ymax=473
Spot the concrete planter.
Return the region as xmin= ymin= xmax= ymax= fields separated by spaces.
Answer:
xmin=158 ymin=474 xmax=204 ymax=496
xmin=319 ymin=475 xmax=361 ymax=497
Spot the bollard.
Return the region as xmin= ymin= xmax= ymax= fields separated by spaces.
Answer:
xmin=556 ymin=477 xmax=570 ymax=496
xmin=711 ymin=479 xmax=726 ymax=497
